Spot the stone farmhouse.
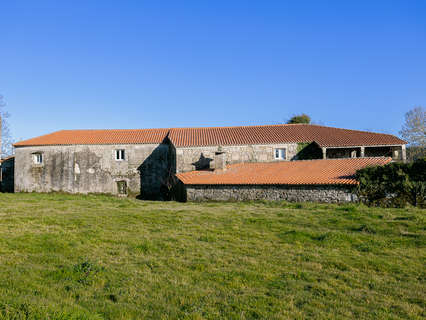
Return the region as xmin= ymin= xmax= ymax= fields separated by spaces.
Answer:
xmin=12 ymin=124 xmax=406 ymax=202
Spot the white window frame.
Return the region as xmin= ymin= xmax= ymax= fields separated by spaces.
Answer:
xmin=115 ymin=149 xmax=126 ymax=161
xmin=33 ymin=153 xmax=43 ymax=164
xmin=274 ymin=148 xmax=286 ymax=160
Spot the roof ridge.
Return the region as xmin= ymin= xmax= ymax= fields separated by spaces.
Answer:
xmin=243 ymin=156 xmax=391 ymax=162
xmin=33 ymin=124 xmax=400 ymax=136
xmin=307 ymin=124 xmax=400 ymax=137
xmin=225 ymin=157 xmax=393 ymax=167
xmin=14 ymin=124 xmax=406 ymax=147
xmin=41 ymin=124 xmax=309 ymax=132
xmin=169 ymin=123 xmax=310 ymax=130
xmin=58 ymin=128 xmax=171 ymax=132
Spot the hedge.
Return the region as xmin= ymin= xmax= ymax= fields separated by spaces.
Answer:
xmin=356 ymin=158 xmax=425 ymax=208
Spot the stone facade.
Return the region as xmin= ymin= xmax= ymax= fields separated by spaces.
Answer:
xmin=14 ymin=143 xmax=173 ymax=198
xmin=184 ymin=184 xmax=358 ymax=203
xmin=175 ymin=143 xmax=299 ymax=173
xmin=12 ymin=138 xmax=405 ymax=198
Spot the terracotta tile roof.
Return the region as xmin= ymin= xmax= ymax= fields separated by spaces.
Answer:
xmin=168 ymin=124 xmax=405 ymax=147
xmin=14 ymin=124 xmax=405 ymax=148
xmin=176 ymin=158 xmax=392 ymax=186
xmin=13 ymin=129 xmax=170 ymax=147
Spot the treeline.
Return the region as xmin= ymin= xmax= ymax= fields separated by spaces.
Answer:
xmin=356 ymin=158 xmax=425 ymax=208
xmin=406 ymin=146 xmax=426 ymax=162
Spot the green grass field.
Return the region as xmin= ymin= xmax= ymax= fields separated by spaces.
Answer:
xmin=0 ymin=193 xmax=424 ymax=319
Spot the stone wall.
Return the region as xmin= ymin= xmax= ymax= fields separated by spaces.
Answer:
xmin=184 ymin=184 xmax=358 ymax=203
xmin=14 ymin=143 xmax=172 ymax=198
xmin=175 ymin=143 xmax=300 ymax=173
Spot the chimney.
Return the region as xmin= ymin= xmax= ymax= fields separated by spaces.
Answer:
xmin=211 ymin=146 xmax=226 ymax=171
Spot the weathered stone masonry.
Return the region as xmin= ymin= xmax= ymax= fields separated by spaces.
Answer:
xmin=185 ymin=184 xmax=358 ymax=203
xmin=11 ymin=124 xmax=406 ymax=199
xmin=175 ymin=143 xmax=300 ymax=173
xmin=14 ymin=143 xmax=172 ymax=198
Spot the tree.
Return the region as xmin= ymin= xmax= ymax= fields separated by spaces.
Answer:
xmin=287 ymin=114 xmax=311 ymax=124
xmin=399 ymin=106 xmax=425 ymax=147
xmin=0 ymin=95 xmax=13 ymax=157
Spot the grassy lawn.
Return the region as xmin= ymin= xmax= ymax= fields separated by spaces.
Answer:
xmin=0 ymin=193 xmax=424 ymax=320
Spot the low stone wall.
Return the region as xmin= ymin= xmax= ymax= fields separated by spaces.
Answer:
xmin=185 ymin=184 xmax=358 ymax=203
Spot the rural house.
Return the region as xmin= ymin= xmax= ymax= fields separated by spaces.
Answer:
xmin=12 ymin=124 xmax=406 ymax=202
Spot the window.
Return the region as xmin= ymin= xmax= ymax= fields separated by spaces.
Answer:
xmin=117 ymin=181 xmax=127 ymax=195
xmin=274 ymin=148 xmax=286 ymax=160
xmin=33 ymin=153 xmax=43 ymax=164
xmin=115 ymin=149 xmax=125 ymax=161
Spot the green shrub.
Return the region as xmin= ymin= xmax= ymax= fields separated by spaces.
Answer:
xmin=356 ymin=158 xmax=425 ymax=208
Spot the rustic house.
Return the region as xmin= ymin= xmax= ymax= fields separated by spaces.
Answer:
xmin=12 ymin=124 xmax=406 ymax=202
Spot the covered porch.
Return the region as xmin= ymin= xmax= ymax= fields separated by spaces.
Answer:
xmin=321 ymin=145 xmax=406 ymax=161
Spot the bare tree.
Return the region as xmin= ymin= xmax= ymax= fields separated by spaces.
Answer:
xmin=0 ymin=95 xmax=13 ymax=157
xmin=400 ymin=106 xmax=425 ymax=147
xmin=400 ymin=107 xmax=425 ymax=162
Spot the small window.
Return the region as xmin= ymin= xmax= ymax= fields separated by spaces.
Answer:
xmin=33 ymin=153 xmax=43 ymax=164
xmin=115 ymin=149 xmax=125 ymax=161
xmin=274 ymin=148 xmax=286 ymax=160
xmin=117 ymin=181 xmax=127 ymax=195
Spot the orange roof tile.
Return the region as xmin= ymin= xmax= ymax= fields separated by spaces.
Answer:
xmin=13 ymin=129 xmax=170 ymax=147
xmin=13 ymin=124 xmax=405 ymax=148
xmin=176 ymin=158 xmax=392 ymax=186
xmin=168 ymin=124 xmax=405 ymax=147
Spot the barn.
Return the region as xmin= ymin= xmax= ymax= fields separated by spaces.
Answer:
xmin=12 ymin=124 xmax=405 ymax=201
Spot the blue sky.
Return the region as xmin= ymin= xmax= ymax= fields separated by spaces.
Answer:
xmin=1 ymin=1 xmax=425 ymax=141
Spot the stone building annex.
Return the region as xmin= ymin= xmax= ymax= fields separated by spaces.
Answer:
xmin=11 ymin=124 xmax=406 ymax=202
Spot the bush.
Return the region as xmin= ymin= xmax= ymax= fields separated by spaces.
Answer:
xmin=356 ymin=158 xmax=425 ymax=208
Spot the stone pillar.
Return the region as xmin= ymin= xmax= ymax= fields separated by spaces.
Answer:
xmin=401 ymin=145 xmax=407 ymax=163
xmin=392 ymin=148 xmax=398 ymax=160
xmin=360 ymin=146 xmax=365 ymax=158
xmin=322 ymin=147 xmax=327 ymax=159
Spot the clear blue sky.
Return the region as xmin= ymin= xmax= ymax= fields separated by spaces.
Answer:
xmin=1 ymin=0 xmax=425 ymax=141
